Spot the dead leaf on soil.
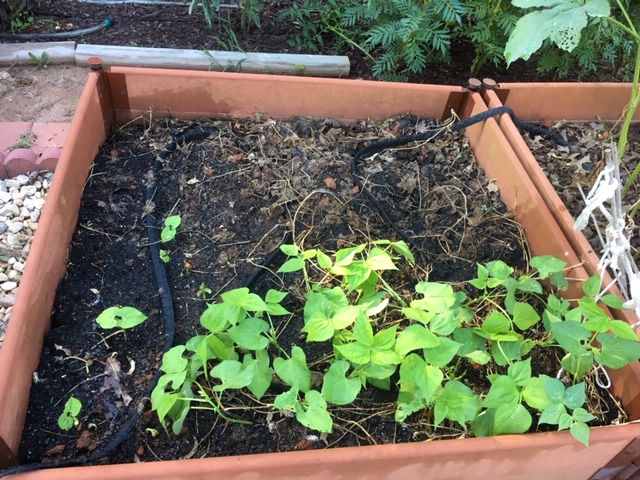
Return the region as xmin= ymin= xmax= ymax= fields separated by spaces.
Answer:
xmin=100 ymin=354 xmax=133 ymax=406
xmin=324 ymin=177 xmax=337 ymax=189
xmin=44 ymin=444 xmax=66 ymax=457
xmin=486 ymin=181 xmax=499 ymax=194
xmin=76 ymin=430 xmax=97 ymax=452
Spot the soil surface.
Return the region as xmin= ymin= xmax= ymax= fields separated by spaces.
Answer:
xmin=525 ymin=125 xmax=640 ymax=268
xmin=0 ymin=65 xmax=87 ymax=122
xmin=19 ymin=114 xmax=624 ymax=466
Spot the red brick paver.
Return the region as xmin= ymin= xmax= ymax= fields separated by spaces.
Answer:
xmin=0 ymin=122 xmax=68 ymax=178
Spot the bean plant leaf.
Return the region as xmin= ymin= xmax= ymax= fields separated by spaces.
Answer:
xmin=402 ymin=306 xmax=435 ymax=325
xmin=433 ymin=380 xmax=482 ymax=428
xmin=245 ymin=350 xmax=272 ymax=400
xmin=469 ymin=263 xmax=489 ymax=290
xmin=608 ymin=320 xmax=640 ymax=341
xmin=493 ymin=403 xmax=532 ymax=435
xmin=222 ymin=288 xmax=269 ymax=312
xmin=201 ymin=302 xmax=238 ymax=332
xmin=366 ymin=247 xmax=398 ymax=270
xmin=422 ymin=337 xmax=461 ymax=367
xmin=295 ymin=390 xmax=332 ymax=433
xmin=530 ymin=255 xmax=567 ymax=279
xmin=273 ymin=346 xmax=312 ymax=392
xmin=279 ymin=244 xmax=299 ymax=256
xmin=321 ymin=360 xmax=361 ymax=405
xmin=265 ymin=289 xmax=288 ymax=305
xmin=582 ymin=275 xmax=602 ymax=297
xmin=274 ymin=387 xmax=299 ymax=410
xmin=96 ymin=306 xmax=147 ymax=330
xmin=561 ymin=352 xmax=593 ymax=379
xmin=210 ymin=359 xmax=256 ymax=392
xmin=303 ymin=287 xmax=355 ymax=342
xmin=482 ymin=310 xmax=511 ymax=335
xmin=228 ymin=317 xmax=270 ymax=350
xmin=491 ymin=339 xmax=522 ymax=366
xmin=513 ymin=302 xmax=540 ymax=331
xmin=161 ymin=215 xmax=181 ymax=242
xmin=522 ymin=376 xmax=552 ymax=410
xmin=58 ymin=396 xmax=82 ymax=431
xmin=395 ymin=324 xmax=440 ymax=357
xmin=515 ymin=275 xmax=543 ymax=294
xmin=415 ymin=364 xmax=444 ymax=405
xmin=572 ymin=407 xmax=596 ymax=423
xmin=391 ymin=241 xmax=414 ymax=263
xmin=600 ymin=294 xmax=624 ymax=309
xmin=508 ymin=358 xmax=532 ymax=386
xmin=539 ymin=402 xmax=567 ymax=425
xmin=505 ymin=0 xmax=611 ymax=66
xmin=484 ymin=375 xmax=519 ymax=408
xmin=570 ymin=421 xmax=591 ymax=447
xmin=316 ymin=250 xmax=333 ymax=269
xmin=412 ymin=282 xmax=456 ymax=312
xmin=487 ymin=260 xmax=514 ymax=282
xmin=160 ymin=345 xmax=188 ymax=374
xmin=335 ymin=341 xmax=371 ymax=365
xmin=543 ymin=375 xmax=566 ymax=402
xmin=563 ymin=382 xmax=586 ymax=410
xmin=595 ymin=333 xmax=640 ymax=369
xmin=277 ymin=257 xmax=305 ymax=273
xmin=550 ymin=321 xmax=590 ymax=355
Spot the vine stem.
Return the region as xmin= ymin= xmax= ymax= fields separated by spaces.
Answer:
xmin=619 ymin=41 xmax=640 ymax=197
xmin=323 ymin=21 xmax=376 ymax=63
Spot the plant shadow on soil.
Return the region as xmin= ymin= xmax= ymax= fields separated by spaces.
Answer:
xmin=19 ymin=114 xmax=625 ymax=465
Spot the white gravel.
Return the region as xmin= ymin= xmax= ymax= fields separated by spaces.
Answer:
xmin=0 ymin=171 xmax=52 ymax=348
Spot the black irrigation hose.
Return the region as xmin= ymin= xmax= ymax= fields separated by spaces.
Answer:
xmin=0 ymin=128 xmax=215 ymax=479
xmin=0 ymin=18 xmax=113 ymax=40
xmin=352 ymin=106 xmax=569 ymax=261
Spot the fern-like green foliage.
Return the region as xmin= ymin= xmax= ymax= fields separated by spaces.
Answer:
xmin=276 ymin=0 xmax=637 ymax=81
xmin=536 ymin=10 xmax=637 ymax=80
xmin=358 ymin=0 xmax=467 ymax=77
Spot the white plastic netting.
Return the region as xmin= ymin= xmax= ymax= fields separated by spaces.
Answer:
xmin=574 ymin=144 xmax=640 ymax=323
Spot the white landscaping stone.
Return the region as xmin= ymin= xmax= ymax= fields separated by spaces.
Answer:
xmin=0 ymin=171 xmax=52 ymax=348
xmin=1 ymin=281 xmax=17 ymax=291
xmin=0 ymin=204 xmax=19 ymax=217
xmin=15 ymin=174 xmax=30 ymax=186
xmin=7 ymin=221 xmax=23 ymax=234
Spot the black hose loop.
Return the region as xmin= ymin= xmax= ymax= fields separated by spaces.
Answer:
xmin=351 ymin=106 xmax=570 ymax=264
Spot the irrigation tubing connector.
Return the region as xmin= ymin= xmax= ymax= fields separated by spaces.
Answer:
xmin=0 ymin=18 xmax=113 ymax=40
xmin=0 ymin=106 xmax=567 ymax=478
xmin=352 ymin=105 xmax=569 ymax=262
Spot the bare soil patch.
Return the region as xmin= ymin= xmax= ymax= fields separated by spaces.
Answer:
xmin=0 ymin=65 xmax=86 ymax=122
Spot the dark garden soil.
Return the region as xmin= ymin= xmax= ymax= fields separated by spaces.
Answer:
xmin=2 ymin=0 xmax=625 ymax=84
xmin=524 ymin=125 xmax=640 ymax=266
xmin=18 ymin=114 xmax=625 ymax=466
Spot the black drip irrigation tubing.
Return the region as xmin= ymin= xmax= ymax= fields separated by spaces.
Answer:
xmin=352 ymin=105 xmax=569 ymax=262
xmin=0 ymin=107 xmax=567 ymax=477
xmin=0 ymin=18 xmax=113 ymax=40
xmin=0 ymin=128 xmax=211 ymax=478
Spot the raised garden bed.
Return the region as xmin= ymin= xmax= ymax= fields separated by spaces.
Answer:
xmin=2 ymin=68 xmax=640 ymax=479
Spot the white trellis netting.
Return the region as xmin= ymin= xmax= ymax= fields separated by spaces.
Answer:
xmin=574 ymin=144 xmax=640 ymax=323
